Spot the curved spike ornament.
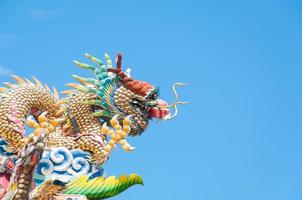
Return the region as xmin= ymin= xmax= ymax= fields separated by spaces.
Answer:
xmin=0 ymin=52 xmax=187 ymax=199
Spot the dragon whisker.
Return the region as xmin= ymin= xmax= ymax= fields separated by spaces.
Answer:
xmin=159 ymin=82 xmax=189 ymax=120
xmin=160 ymin=82 xmax=189 ymax=108
xmin=164 ymin=104 xmax=179 ymax=120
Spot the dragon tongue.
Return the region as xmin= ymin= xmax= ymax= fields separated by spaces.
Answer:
xmin=148 ymin=99 xmax=170 ymax=119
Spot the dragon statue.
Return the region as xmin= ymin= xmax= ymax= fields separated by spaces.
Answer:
xmin=0 ymin=52 xmax=188 ymax=199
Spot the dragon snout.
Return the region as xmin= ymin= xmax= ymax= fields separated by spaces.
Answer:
xmin=149 ymin=83 xmax=189 ymax=120
xmin=148 ymin=99 xmax=170 ymax=119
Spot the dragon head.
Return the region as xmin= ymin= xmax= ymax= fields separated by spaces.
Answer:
xmin=70 ymin=53 xmax=188 ymax=136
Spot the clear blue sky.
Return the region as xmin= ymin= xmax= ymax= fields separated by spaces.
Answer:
xmin=1 ymin=0 xmax=302 ymax=199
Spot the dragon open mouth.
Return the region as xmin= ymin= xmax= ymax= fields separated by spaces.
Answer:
xmin=149 ymin=83 xmax=189 ymax=120
xmin=131 ymin=99 xmax=170 ymax=120
xmin=148 ymin=99 xmax=170 ymax=119
xmin=132 ymin=83 xmax=189 ymax=121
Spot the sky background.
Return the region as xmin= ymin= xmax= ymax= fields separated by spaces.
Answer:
xmin=0 ymin=0 xmax=302 ymax=199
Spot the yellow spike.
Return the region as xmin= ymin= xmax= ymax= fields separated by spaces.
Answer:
xmin=65 ymin=83 xmax=89 ymax=93
xmin=24 ymin=78 xmax=34 ymax=84
xmin=61 ymin=90 xmax=75 ymax=95
xmin=3 ymin=82 xmax=16 ymax=88
xmin=44 ymin=84 xmax=51 ymax=92
xmin=65 ymin=83 xmax=80 ymax=88
xmin=0 ymin=87 xmax=8 ymax=92
xmin=10 ymin=75 xmax=26 ymax=85
xmin=53 ymin=86 xmax=59 ymax=99
xmin=32 ymin=76 xmax=43 ymax=88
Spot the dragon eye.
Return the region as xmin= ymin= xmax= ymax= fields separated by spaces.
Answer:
xmin=148 ymin=92 xmax=157 ymax=100
xmin=132 ymin=100 xmax=139 ymax=105
xmin=151 ymin=94 xmax=157 ymax=100
xmin=147 ymin=88 xmax=159 ymax=100
xmin=131 ymin=98 xmax=142 ymax=106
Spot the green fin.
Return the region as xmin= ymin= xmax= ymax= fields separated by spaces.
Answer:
xmin=64 ymin=174 xmax=143 ymax=199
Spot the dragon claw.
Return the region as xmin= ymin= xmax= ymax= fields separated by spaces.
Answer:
xmin=110 ymin=114 xmax=119 ymax=127
xmin=24 ymin=113 xmax=61 ymax=146
xmin=101 ymin=115 xmax=134 ymax=157
xmin=128 ymin=146 xmax=136 ymax=151
xmin=37 ymin=111 xmax=48 ymax=124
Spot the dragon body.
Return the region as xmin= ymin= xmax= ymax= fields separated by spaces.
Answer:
xmin=0 ymin=81 xmax=107 ymax=164
xmin=0 ymin=52 xmax=187 ymax=199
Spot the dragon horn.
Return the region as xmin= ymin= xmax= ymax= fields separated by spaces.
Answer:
xmin=107 ymin=53 xmax=133 ymax=84
xmin=116 ymin=52 xmax=122 ymax=69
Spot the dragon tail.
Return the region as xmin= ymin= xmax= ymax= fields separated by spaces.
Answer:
xmin=61 ymin=174 xmax=144 ymax=200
